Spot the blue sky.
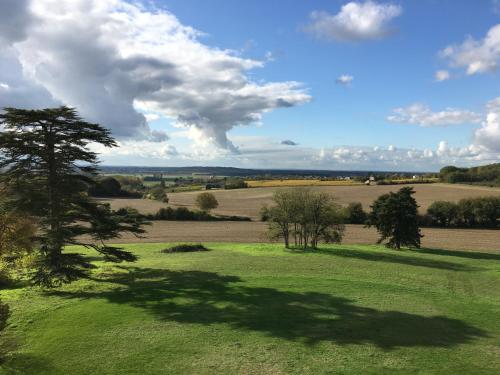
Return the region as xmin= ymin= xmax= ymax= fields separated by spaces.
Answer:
xmin=155 ymin=0 xmax=498 ymax=150
xmin=1 ymin=0 xmax=500 ymax=171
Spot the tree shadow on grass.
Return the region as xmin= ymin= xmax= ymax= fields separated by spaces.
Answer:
xmin=286 ymin=247 xmax=479 ymax=271
xmin=410 ymin=248 xmax=500 ymax=261
xmin=0 ymin=353 xmax=55 ymax=374
xmin=48 ymin=267 xmax=487 ymax=349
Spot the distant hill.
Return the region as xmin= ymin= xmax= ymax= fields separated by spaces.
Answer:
xmin=439 ymin=163 xmax=500 ymax=186
xmin=99 ymin=166 xmax=429 ymax=178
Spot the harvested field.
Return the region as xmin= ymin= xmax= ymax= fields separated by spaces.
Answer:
xmin=102 ymin=183 xmax=500 ymax=219
xmin=98 ymin=183 xmax=500 ymax=252
xmin=246 ymin=179 xmax=362 ymax=187
xmin=97 ymin=221 xmax=500 ymax=252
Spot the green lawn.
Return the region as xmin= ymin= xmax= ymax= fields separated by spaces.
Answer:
xmin=1 ymin=243 xmax=499 ymax=374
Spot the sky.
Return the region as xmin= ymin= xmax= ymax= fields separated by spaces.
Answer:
xmin=0 ymin=0 xmax=499 ymax=171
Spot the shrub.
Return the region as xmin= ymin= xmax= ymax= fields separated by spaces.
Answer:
xmin=427 ymin=201 xmax=459 ymax=227
xmin=224 ymin=179 xmax=248 ymax=189
xmin=161 ymin=244 xmax=209 ymax=253
xmin=343 ymin=202 xmax=367 ymax=224
xmin=145 ymin=186 xmax=169 ymax=203
xmin=196 ymin=192 xmax=219 ymax=212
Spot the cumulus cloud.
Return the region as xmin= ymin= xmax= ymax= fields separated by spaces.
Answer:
xmin=440 ymin=24 xmax=500 ymax=75
xmin=336 ymin=74 xmax=354 ymax=85
xmin=387 ymin=103 xmax=482 ymax=127
xmin=473 ymin=98 xmax=500 ymax=152
xmin=435 ymin=70 xmax=450 ymax=82
xmin=304 ymin=1 xmax=402 ymax=42
xmin=0 ymin=0 xmax=310 ymax=151
xmin=281 ymin=140 xmax=299 ymax=146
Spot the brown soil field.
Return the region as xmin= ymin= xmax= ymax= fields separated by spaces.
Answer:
xmin=99 ymin=222 xmax=499 ymax=252
xmin=98 ymin=183 xmax=499 ymax=252
xmin=103 ymin=183 xmax=500 ymax=220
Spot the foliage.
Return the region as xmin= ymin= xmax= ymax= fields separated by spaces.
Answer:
xmin=368 ymin=187 xmax=422 ymax=249
xmin=195 ymin=192 xmax=219 ymax=212
xmin=88 ymin=177 xmax=141 ymax=197
xmin=0 ymin=209 xmax=37 ymax=284
xmin=342 ymin=202 xmax=368 ymax=224
xmin=114 ymin=175 xmax=145 ymax=192
xmin=149 ymin=207 xmax=250 ymax=222
xmin=144 ymin=186 xmax=169 ymax=203
xmin=224 ymin=178 xmax=248 ymax=189
xmin=439 ymin=163 xmax=500 ymax=186
xmin=161 ymin=244 xmax=209 ymax=253
xmin=0 ymin=107 xmax=148 ymax=287
xmin=425 ymin=196 xmax=500 ymax=228
xmin=265 ymin=188 xmax=345 ymax=249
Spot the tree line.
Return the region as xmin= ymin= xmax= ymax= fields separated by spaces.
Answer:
xmin=440 ymin=163 xmax=500 ymax=186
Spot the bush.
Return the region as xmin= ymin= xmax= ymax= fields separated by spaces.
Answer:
xmin=149 ymin=207 xmax=250 ymax=222
xmin=161 ymin=244 xmax=209 ymax=253
xmin=144 ymin=186 xmax=169 ymax=203
xmin=343 ymin=202 xmax=367 ymax=224
xmin=225 ymin=179 xmax=248 ymax=189
xmin=427 ymin=201 xmax=459 ymax=227
xmin=196 ymin=192 xmax=219 ymax=212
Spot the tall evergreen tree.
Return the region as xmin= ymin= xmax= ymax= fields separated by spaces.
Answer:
xmin=0 ymin=107 xmax=148 ymax=286
xmin=368 ymin=187 xmax=422 ymax=249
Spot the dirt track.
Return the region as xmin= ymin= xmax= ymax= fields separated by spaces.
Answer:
xmin=103 ymin=221 xmax=499 ymax=252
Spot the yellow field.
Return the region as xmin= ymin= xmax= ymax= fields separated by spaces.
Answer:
xmin=245 ymin=179 xmax=361 ymax=188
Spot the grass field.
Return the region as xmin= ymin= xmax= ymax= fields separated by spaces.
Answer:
xmin=1 ymin=243 xmax=499 ymax=374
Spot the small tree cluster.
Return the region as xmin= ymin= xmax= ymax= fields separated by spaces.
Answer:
xmin=144 ymin=186 xmax=169 ymax=203
xmin=263 ymin=189 xmax=345 ymax=249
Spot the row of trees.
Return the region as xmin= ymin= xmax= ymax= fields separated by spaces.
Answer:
xmin=426 ymin=197 xmax=500 ymax=228
xmin=440 ymin=164 xmax=500 ymax=186
xmin=264 ymin=187 xmax=422 ymax=250
xmin=296 ymin=195 xmax=500 ymax=229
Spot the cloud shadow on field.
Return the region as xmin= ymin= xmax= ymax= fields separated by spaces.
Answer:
xmin=48 ymin=267 xmax=487 ymax=349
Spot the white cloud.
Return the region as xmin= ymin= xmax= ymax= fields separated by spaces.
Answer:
xmin=387 ymin=103 xmax=482 ymax=127
xmin=0 ymin=83 xmax=10 ymax=90
xmin=473 ymin=97 xmax=500 ymax=152
xmin=336 ymin=74 xmax=354 ymax=85
xmin=435 ymin=70 xmax=450 ymax=82
xmin=144 ymin=113 xmax=160 ymax=122
xmin=304 ymin=1 xmax=402 ymax=42
xmin=440 ymin=24 xmax=500 ymax=75
xmin=0 ymin=0 xmax=310 ymax=151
